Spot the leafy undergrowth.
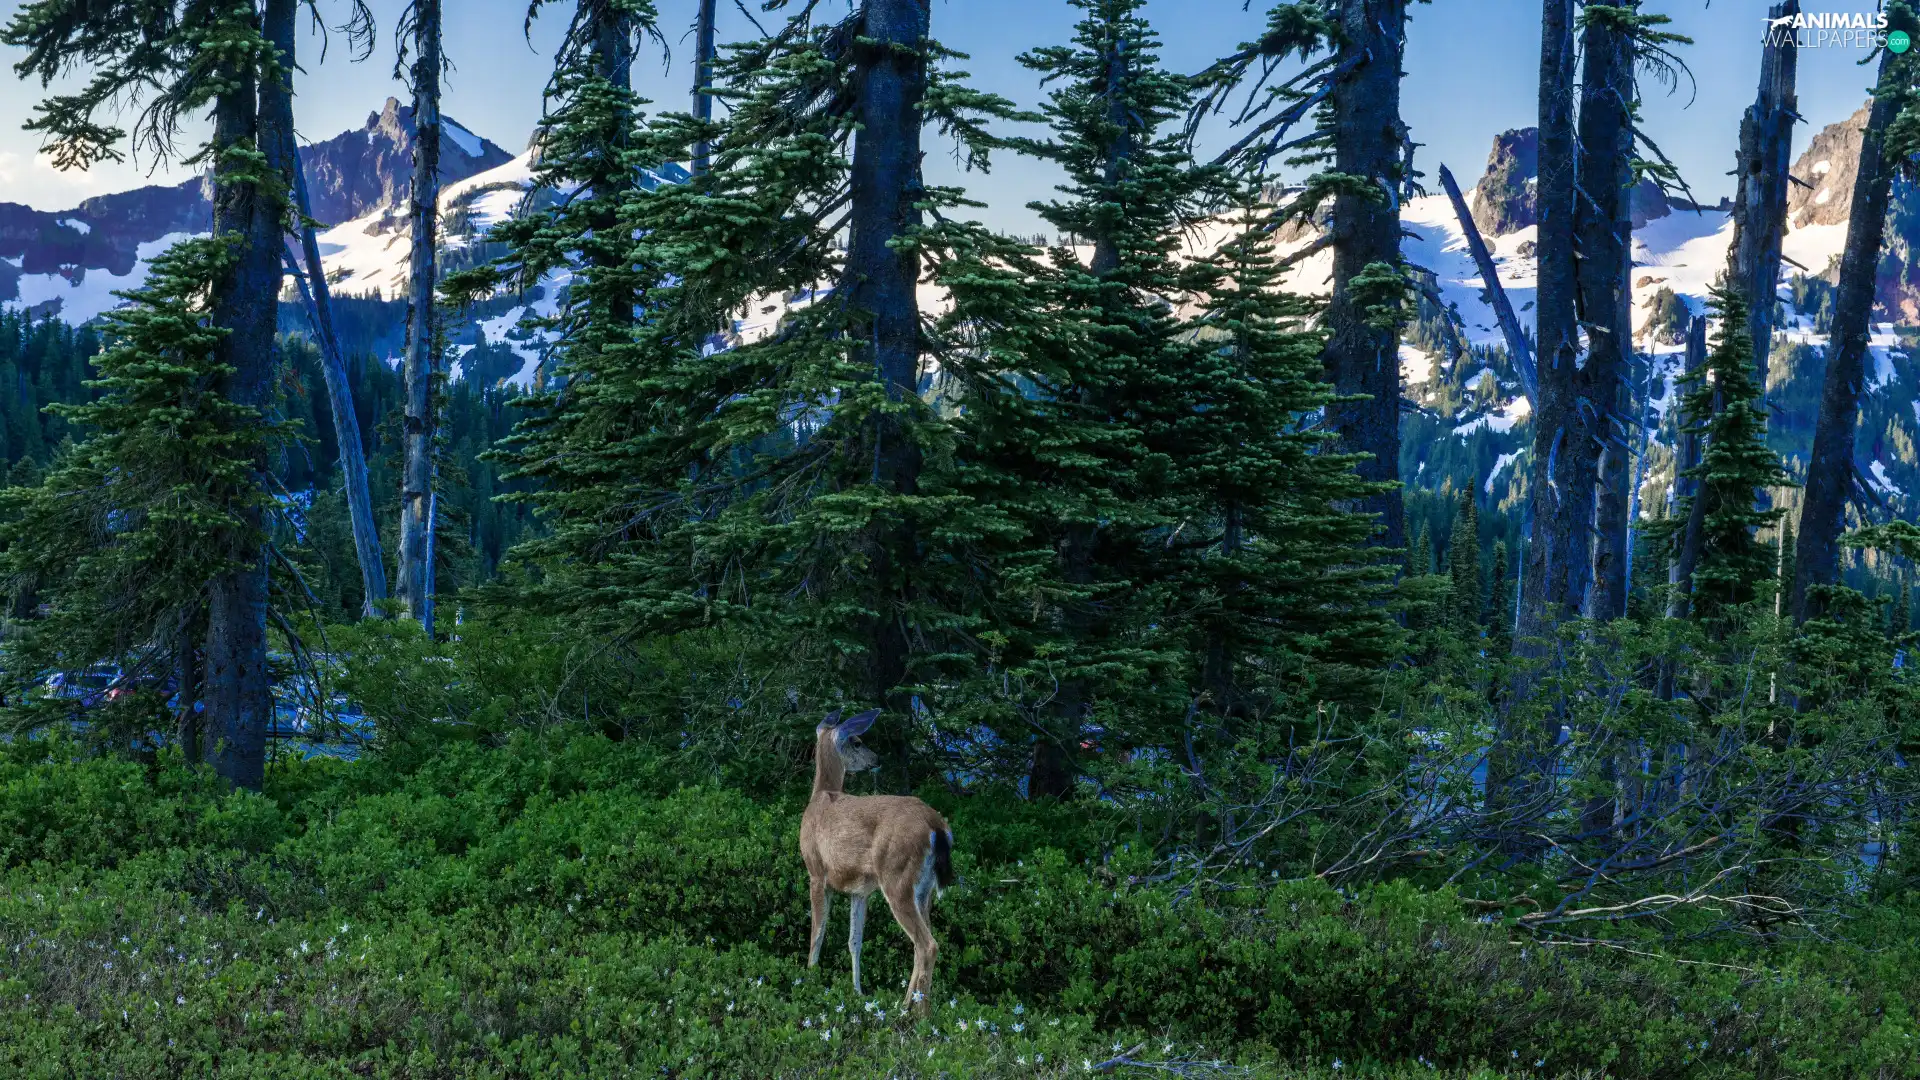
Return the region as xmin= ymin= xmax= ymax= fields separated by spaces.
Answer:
xmin=0 ymin=733 xmax=1915 ymax=1078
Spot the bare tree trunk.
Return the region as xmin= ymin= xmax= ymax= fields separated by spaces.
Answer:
xmin=1793 ymin=45 xmax=1907 ymax=623
xmin=173 ymin=617 xmax=201 ymax=764
xmin=1578 ymin=4 xmax=1637 ymax=623
xmin=204 ymin=0 xmax=293 ymax=792
xmin=845 ymin=0 xmax=929 ymax=782
xmin=1322 ymin=0 xmax=1409 ymax=551
xmin=1727 ymin=0 xmax=1800 ymax=387
xmin=275 ymin=95 xmax=387 ymax=618
xmin=1518 ymin=0 xmax=1585 ymax=654
xmin=691 ymin=0 xmax=718 ymax=175
xmin=1667 ymin=316 xmax=1710 ymax=622
xmin=1438 ymin=163 xmax=1536 ymax=406
xmin=397 ymin=0 xmax=444 ymax=625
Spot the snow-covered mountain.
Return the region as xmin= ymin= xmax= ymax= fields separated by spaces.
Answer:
xmin=0 ymin=98 xmax=513 ymax=324
xmin=1395 ymin=103 xmax=1918 ymax=550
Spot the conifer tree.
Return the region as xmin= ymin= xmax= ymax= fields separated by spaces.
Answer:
xmin=1777 ymin=518 xmax=1797 ymax=604
xmin=460 ymin=0 xmax=1024 ymax=781
xmin=1176 ymin=197 xmax=1397 ymax=714
xmin=2 ymin=0 xmax=329 ymax=788
xmin=998 ymin=0 xmax=1213 ymax=792
xmin=1449 ymin=496 xmax=1482 ymax=635
xmin=1487 ymin=540 xmax=1514 ymax=657
xmin=0 ymin=238 xmax=279 ymax=748
xmin=1409 ymin=521 xmax=1431 ymax=577
xmin=1669 ymin=289 xmax=1791 ymax=623
xmin=1796 ymin=2 xmax=1920 ymax=621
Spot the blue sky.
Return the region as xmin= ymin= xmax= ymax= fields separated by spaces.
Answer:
xmin=0 ymin=1 xmax=1898 ymax=233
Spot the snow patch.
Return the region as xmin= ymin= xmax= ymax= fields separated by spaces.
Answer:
xmin=8 ymin=231 xmax=198 ymax=324
xmin=1399 ymin=344 xmax=1435 ymax=385
xmin=1486 ymin=451 xmax=1521 ymax=494
xmin=442 ymin=119 xmax=484 ymax=159
xmin=1870 ymin=460 xmax=1904 ymax=498
xmin=60 ymin=218 xmax=90 ymax=235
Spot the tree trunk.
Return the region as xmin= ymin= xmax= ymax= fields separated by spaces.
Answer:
xmin=397 ymin=0 xmax=444 ymax=625
xmin=1577 ymin=5 xmax=1636 ymax=623
xmin=1727 ymin=0 xmax=1800 ymax=386
xmin=204 ymin=0 xmax=292 ymax=792
xmin=1518 ymin=0 xmax=1584 ymax=648
xmin=691 ymin=0 xmax=718 ymax=176
xmin=173 ymin=618 xmax=201 ymax=764
xmin=1666 ymin=316 xmax=1710 ymax=622
xmin=1322 ymin=0 xmax=1409 ymax=551
xmin=845 ymin=0 xmax=929 ymax=776
xmin=1793 ymin=45 xmax=1906 ymax=623
xmin=275 ymin=91 xmax=387 ymax=618
xmin=1438 ymin=163 xmax=1536 ymax=406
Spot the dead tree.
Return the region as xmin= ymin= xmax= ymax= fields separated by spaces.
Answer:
xmin=1725 ymin=0 xmax=1800 ymax=388
xmin=1794 ymin=41 xmax=1912 ymax=623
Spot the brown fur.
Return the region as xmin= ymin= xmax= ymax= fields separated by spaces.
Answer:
xmin=799 ymin=714 xmax=951 ymax=1012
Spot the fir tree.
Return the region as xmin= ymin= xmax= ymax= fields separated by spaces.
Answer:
xmin=1175 ymin=195 xmax=1397 ymax=713
xmin=1670 ymin=288 xmax=1792 ymax=622
xmin=0 ymin=239 xmax=280 ymax=749
xmin=995 ymin=0 xmax=1217 ymax=791
xmin=459 ymin=0 xmax=1025 ymax=781
xmin=1 ymin=0 xmax=338 ymax=787
xmin=1487 ymin=540 xmax=1514 ymax=657
xmin=1449 ymin=496 xmax=1482 ymax=636
xmin=396 ymin=0 xmax=446 ymax=627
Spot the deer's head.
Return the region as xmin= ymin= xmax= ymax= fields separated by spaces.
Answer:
xmin=813 ymin=708 xmax=880 ymax=792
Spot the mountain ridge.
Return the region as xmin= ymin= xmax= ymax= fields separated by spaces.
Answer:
xmin=0 ymin=97 xmax=513 ymax=323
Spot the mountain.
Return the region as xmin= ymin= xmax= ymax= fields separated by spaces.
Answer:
xmin=1467 ymin=127 xmax=1673 ymax=239
xmin=0 ymin=98 xmax=513 ymax=324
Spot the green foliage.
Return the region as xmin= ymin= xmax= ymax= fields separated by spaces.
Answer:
xmin=1658 ymin=288 xmax=1792 ymax=622
xmin=1 ymin=714 xmax=1918 ymax=1077
xmin=1641 ymin=285 xmax=1690 ymax=347
xmin=0 ymin=237 xmax=276 ymax=731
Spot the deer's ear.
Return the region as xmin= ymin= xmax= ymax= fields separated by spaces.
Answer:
xmin=835 ymin=709 xmax=881 ymax=740
xmin=818 ymin=709 xmax=842 ymax=732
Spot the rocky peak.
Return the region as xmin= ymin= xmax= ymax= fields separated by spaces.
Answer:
xmin=1470 ymin=128 xmax=1537 ymax=237
xmin=1788 ymin=102 xmax=1869 ymax=230
xmin=1467 ymin=126 xmax=1670 ymax=237
xmin=301 ymin=98 xmax=515 ymax=229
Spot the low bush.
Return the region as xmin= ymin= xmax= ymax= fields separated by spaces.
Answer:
xmin=1 ymin=732 xmax=1917 ymax=1077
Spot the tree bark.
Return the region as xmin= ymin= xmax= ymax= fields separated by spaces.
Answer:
xmin=1726 ymin=0 xmax=1800 ymax=386
xmin=691 ymin=0 xmax=718 ymax=176
xmin=1322 ymin=0 xmax=1409 ymax=551
xmin=397 ymin=0 xmax=444 ymax=625
xmin=1793 ymin=45 xmax=1906 ymax=623
xmin=284 ymin=234 xmax=387 ymax=616
xmin=1518 ymin=0 xmax=1584 ymax=648
xmin=845 ymin=0 xmax=929 ymax=776
xmin=1667 ymin=316 xmax=1710 ymax=622
xmin=268 ymin=42 xmax=387 ymax=618
xmin=1577 ymin=5 xmax=1637 ymax=623
xmin=204 ymin=0 xmax=292 ymax=792
xmin=1438 ymin=163 xmax=1536 ymax=406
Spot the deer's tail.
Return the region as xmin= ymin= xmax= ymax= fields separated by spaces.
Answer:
xmin=931 ymin=828 xmax=955 ymax=889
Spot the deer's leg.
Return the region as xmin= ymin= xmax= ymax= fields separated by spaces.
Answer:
xmin=847 ymin=892 xmax=869 ymax=995
xmin=807 ymin=879 xmax=833 ymax=968
xmin=882 ymin=880 xmax=936 ymax=1013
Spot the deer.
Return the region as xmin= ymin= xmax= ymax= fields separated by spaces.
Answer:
xmin=799 ymin=708 xmax=953 ymax=1012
